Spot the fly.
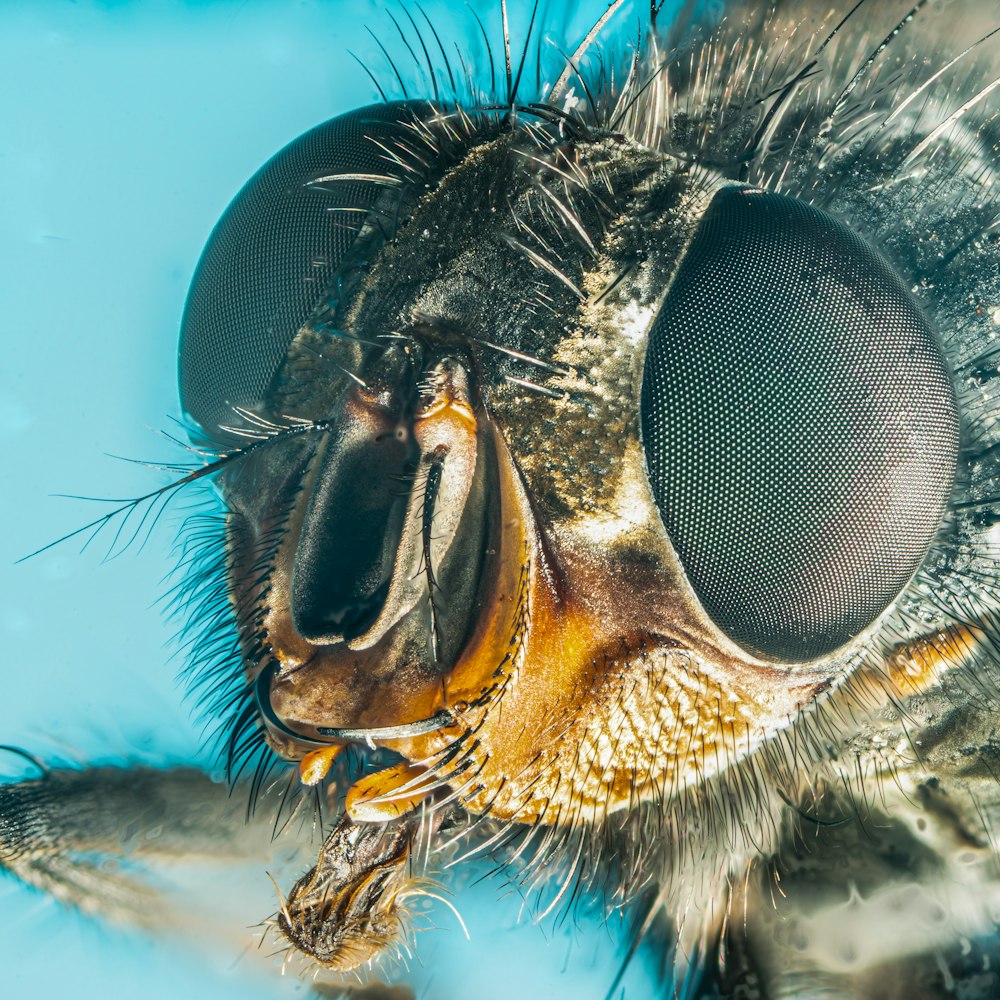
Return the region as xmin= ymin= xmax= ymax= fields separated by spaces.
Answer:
xmin=7 ymin=2 xmax=1000 ymax=998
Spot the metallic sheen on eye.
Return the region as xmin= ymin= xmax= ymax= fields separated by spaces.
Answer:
xmin=179 ymin=102 xmax=437 ymax=439
xmin=641 ymin=187 xmax=960 ymax=661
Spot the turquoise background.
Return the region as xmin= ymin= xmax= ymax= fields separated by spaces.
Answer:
xmin=1 ymin=1 xmax=668 ymax=997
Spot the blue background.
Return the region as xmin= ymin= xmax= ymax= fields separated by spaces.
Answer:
xmin=0 ymin=1 xmax=668 ymax=997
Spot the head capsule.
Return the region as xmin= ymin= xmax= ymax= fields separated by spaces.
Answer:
xmin=179 ymin=96 xmax=959 ymax=828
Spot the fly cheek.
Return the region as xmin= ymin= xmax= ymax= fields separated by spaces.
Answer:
xmin=640 ymin=186 xmax=960 ymax=664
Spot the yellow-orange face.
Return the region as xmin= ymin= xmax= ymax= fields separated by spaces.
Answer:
xmin=177 ymin=44 xmax=988 ymax=843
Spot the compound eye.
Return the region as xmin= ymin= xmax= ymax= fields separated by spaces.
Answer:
xmin=640 ymin=187 xmax=959 ymax=662
xmin=179 ymin=101 xmax=425 ymax=439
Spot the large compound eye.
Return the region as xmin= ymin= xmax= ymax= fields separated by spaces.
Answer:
xmin=640 ymin=188 xmax=960 ymax=663
xmin=179 ymin=102 xmax=425 ymax=438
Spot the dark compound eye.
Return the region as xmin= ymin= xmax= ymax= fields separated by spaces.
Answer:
xmin=640 ymin=187 xmax=959 ymax=663
xmin=178 ymin=101 xmax=427 ymax=439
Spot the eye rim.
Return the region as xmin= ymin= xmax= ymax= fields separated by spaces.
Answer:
xmin=639 ymin=184 xmax=960 ymax=664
